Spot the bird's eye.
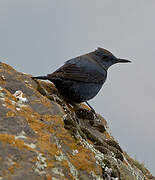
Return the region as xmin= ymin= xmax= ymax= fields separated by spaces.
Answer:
xmin=102 ymin=55 xmax=109 ymax=60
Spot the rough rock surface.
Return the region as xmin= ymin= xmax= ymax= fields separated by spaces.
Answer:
xmin=0 ymin=62 xmax=154 ymax=180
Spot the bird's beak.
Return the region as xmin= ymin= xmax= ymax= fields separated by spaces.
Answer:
xmin=117 ymin=58 xmax=131 ymax=63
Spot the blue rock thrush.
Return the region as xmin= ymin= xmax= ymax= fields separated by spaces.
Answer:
xmin=32 ymin=47 xmax=131 ymax=113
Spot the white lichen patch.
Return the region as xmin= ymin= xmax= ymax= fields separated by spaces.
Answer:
xmin=72 ymin=149 xmax=79 ymax=155
xmin=24 ymin=80 xmax=29 ymax=84
xmin=105 ymin=166 xmax=113 ymax=174
xmin=11 ymin=100 xmax=16 ymax=106
xmin=123 ymin=156 xmax=146 ymax=180
xmin=1 ymin=75 xmax=6 ymax=80
xmin=63 ymin=114 xmax=68 ymax=120
xmin=15 ymin=131 xmax=27 ymax=140
xmin=52 ymin=178 xmax=60 ymax=180
xmin=104 ymin=125 xmax=112 ymax=137
xmin=52 ymin=167 xmax=65 ymax=177
xmin=55 ymin=152 xmax=65 ymax=162
xmin=0 ymin=92 xmax=5 ymax=98
xmin=0 ymin=91 xmax=6 ymax=105
xmin=16 ymin=107 xmax=21 ymax=111
xmin=91 ymin=171 xmax=103 ymax=180
xmin=76 ymin=133 xmax=105 ymax=168
xmin=0 ymin=86 xmax=3 ymax=91
xmin=6 ymin=157 xmax=16 ymax=166
xmin=13 ymin=90 xmax=28 ymax=103
xmin=24 ymin=142 xmax=36 ymax=149
xmin=55 ymin=152 xmax=79 ymax=180
xmin=54 ymin=136 xmax=79 ymax=179
xmin=2 ymin=103 xmax=6 ymax=107
xmin=34 ymin=153 xmax=47 ymax=175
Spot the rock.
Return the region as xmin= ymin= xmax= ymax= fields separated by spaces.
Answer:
xmin=0 ymin=62 xmax=154 ymax=180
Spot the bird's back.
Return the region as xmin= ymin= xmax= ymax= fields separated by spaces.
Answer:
xmin=48 ymin=53 xmax=107 ymax=84
xmin=45 ymin=53 xmax=107 ymax=103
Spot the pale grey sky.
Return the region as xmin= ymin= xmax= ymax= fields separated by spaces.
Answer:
xmin=0 ymin=0 xmax=155 ymax=175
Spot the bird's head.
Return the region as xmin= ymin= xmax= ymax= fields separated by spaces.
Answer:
xmin=93 ymin=47 xmax=131 ymax=70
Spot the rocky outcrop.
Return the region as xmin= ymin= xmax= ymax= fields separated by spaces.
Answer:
xmin=0 ymin=62 xmax=154 ymax=180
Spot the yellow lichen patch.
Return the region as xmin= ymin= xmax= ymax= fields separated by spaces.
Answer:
xmin=46 ymin=159 xmax=68 ymax=172
xmin=49 ymin=115 xmax=64 ymax=126
xmin=40 ymin=97 xmax=52 ymax=109
xmin=0 ymin=134 xmax=35 ymax=152
xmin=6 ymin=111 xmax=16 ymax=117
xmin=55 ymin=123 xmax=102 ymax=174
xmin=0 ymin=63 xmax=16 ymax=72
xmin=27 ymin=118 xmax=45 ymax=132
xmin=0 ymin=134 xmax=15 ymax=144
xmin=39 ymin=115 xmax=62 ymax=134
xmin=46 ymin=160 xmax=54 ymax=169
xmin=5 ymin=91 xmax=17 ymax=102
xmin=8 ymin=162 xmax=20 ymax=174
xmin=19 ymin=106 xmax=33 ymax=114
xmin=55 ymin=127 xmax=77 ymax=146
xmin=69 ymin=148 xmax=101 ymax=173
xmin=41 ymin=114 xmax=53 ymax=122
xmin=61 ymin=159 xmax=69 ymax=168
xmin=0 ymin=90 xmax=17 ymax=105
xmin=37 ymin=132 xmax=60 ymax=156
xmin=46 ymin=174 xmax=52 ymax=180
xmin=31 ymin=99 xmax=41 ymax=104
xmin=0 ymin=78 xmax=6 ymax=86
xmin=26 ymin=114 xmax=61 ymax=157
xmin=104 ymin=131 xmax=111 ymax=140
xmin=4 ymin=98 xmax=16 ymax=111
xmin=37 ymin=133 xmax=51 ymax=150
xmin=18 ymin=107 xmax=41 ymax=125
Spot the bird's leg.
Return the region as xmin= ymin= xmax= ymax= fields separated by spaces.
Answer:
xmin=85 ymin=101 xmax=98 ymax=119
xmin=85 ymin=101 xmax=96 ymax=114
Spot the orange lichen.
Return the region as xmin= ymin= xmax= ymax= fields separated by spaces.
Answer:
xmin=6 ymin=111 xmax=16 ymax=117
xmin=27 ymin=117 xmax=47 ymax=132
xmin=40 ymin=97 xmax=52 ymax=108
xmin=0 ymin=78 xmax=6 ymax=85
xmin=0 ymin=63 xmax=16 ymax=72
xmin=46 ymin=174 xmax=52 ymax=180
xmin=104 ymin=131 xmax=111 ymax=139
xmin=69 ymin=148 xmax=102 ymax=174
xmin=8 ymin=167 xmax=14 ymax=174
xmin=41 ymin=114 xmax=54 ymax=122
xmin=0 ymin=134 xmax=15 ymax=144
xmin=46 ymin=160 xmax=54 ymax=169
xmin=38 ymin=133 xmax=60 ymax=157
xmin=0 ymin=89 xmax=17 ymax=102
xmin=19 ymin=106 xmax=34 ymax=114
xmin=50 ymin=115 xmax=64 ymax=126
xmin=25 ymin=113 xmax=62 ymax=158
xmin=0 ymin=134 xmax=35 ymax=152
xmin=60 ymin=159 xmax=69 ymax=168
xmin=4 ymin=98 xmax=16 ymax=111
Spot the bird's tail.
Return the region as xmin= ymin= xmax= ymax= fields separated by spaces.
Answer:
xmin=32 ymin=76 xmax=48 ymax=80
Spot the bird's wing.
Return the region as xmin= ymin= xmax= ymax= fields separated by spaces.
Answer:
xmin=47 ymin=63 xmax=106 ymax=83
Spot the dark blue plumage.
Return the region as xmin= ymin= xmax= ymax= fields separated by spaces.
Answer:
xmin=32 ymin=47 xmax=131 ymax=112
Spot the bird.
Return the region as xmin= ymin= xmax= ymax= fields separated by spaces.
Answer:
xmin=32 ymin=47 xmax=131 ymax=113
